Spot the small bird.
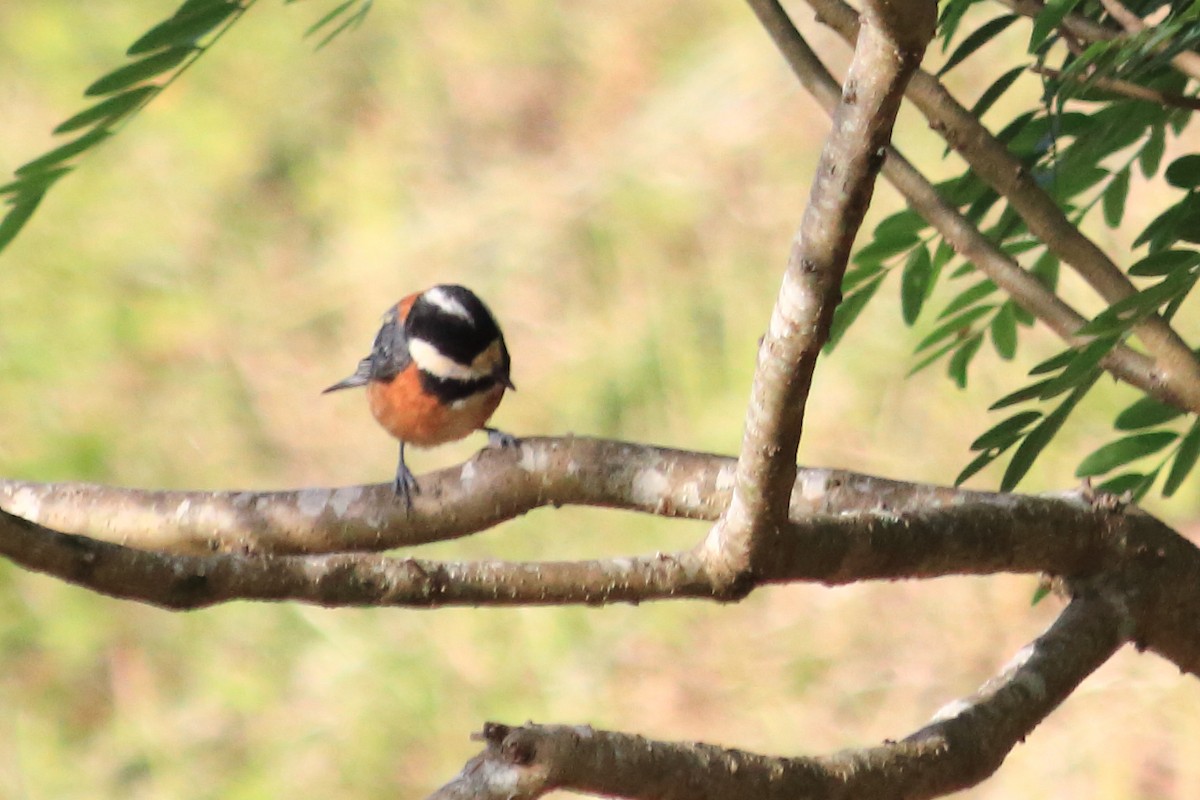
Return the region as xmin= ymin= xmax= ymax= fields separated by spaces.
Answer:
xmin=324 ymin=284 xmax=516 ymax=507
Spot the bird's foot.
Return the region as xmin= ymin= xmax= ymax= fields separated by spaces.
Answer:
xmin=393 ymin=465 xmax=420 ymax=511
xmin=484 ymin=427 xmax=519 ymax=449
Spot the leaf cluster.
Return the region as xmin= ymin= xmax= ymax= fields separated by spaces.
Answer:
xmin=0 ymin=0 xmax=372 ymax=258
xmin=831 ymin=0 xmax=1200 ymax=496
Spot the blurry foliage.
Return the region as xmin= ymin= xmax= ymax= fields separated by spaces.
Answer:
xmin=2 ymin=0 xmax=1200 ymax=798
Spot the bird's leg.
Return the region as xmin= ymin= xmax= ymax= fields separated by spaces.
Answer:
xmin=484 ymin=427 xmax=519 ymax=449
xmin=393 ymin=441 xmax=419 ymax=509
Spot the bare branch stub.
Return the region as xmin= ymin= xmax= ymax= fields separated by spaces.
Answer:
xmin=712 ymin=0 xmax=936 ymax=582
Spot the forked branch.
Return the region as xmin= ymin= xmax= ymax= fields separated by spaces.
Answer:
xmin=711 ymin=0 xmax=935 ymax=582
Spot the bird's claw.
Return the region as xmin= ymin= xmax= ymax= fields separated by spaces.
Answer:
xmin=393 ymin=466 xmax=420 ymax=511
xmin=484 ymin=427 xmax=519 ymax=449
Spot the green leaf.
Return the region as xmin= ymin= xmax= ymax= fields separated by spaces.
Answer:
xmin=900 ymin=245 xmax=933 ymax=324
xmin=1001 ymin=376 xmax=1096 ymax=491
xmin=1164 ymin=419 xmax=1200 ymax=496
xmin=309 ymin=0 xmax=373 ymax=49
xmin=14 ymin=127 xmax=112 ymax=177
xmin=854 ymin=236 xmax=918 ymax=266
xmin=1127 ymin=248 xmax=1200 ymax=277
xmin=990 ymin=377 xmax=1057 ymax=409
xmin=873 ymin=210 xmax=927 ymax=242
xmin=842 ymin=261 xmax=885 ymax=294
xmin=970 ymin=65 xmax=1026 ymax=120
xmin=1103 ymin=168 xmax=1130 ymax=229
xmin=932 ymin=238 xmax=955 ymax=270
xmin=305 ymin=0 xmax=355 ymax=37
xmin=1115 ymin=395 xmax=1186 ymax=430
xmin=1037 ymin=337 xmax=1116 ymax=400
xmin=1076 ymin=431 xmax=1178 ymax=477
xmin=964 ymin=189 xmax=1000 ymax=224
xmin=971 ymin=410 xmax=1043 ymax=450
xmin=128 ymin=2 xmax=239 ymax=55
xmin=948 ymin=334 xmax=983 ymax=388
xmin=1051 ymin=164 xmax=1109 ymax=201
xmin=1030 ymin=582 xmax=1052 ymax=606
xmin=54 ymin=86 xmax=159 ymax=134
xmin=939 ymin=0 xmax=986 ymax=45
xmin=990 ymin=303 xmax=1018 ymax=359
xmin=1076 ymin=270 xmax=1193 ymax=336
xmin=939 ymin=279 xmax=997 ymax=318
xmin=956 ymin=440 xmax=1017 ymax=485
xmin=1030 ymin=348 xmax=1075 ymax=375
xmin=1165 ymin=154 xmax=1200 ymax=189
xmin=85 ymin=46 xmax=193 ymax=97
xmin=907 ymin=337 xmax=961 ymax=376
xmin=1011 ymin=299 xmax=1035 ymax=327
xmin=0 ymin=166 xmax=73 ymax=196
xmin=1030 ymin=0 xmax=1083 ymax=52
xmin=915 ymin=304 xmax=994 ymax=353
xmin=1096 ymin=472 xmax=1153 ymax=496
xmin=938 ymin=15 xmax=1019 ymax=76
xmin=826 ymin=275 xmax=884 ymax=352
xmin=0 ymin=192 xmax=46 ymax=252
xmin=1031 ymin=250 xmax=1059 ymax=292
xmin=1140 ymin=125 xmax=1166 ymax=177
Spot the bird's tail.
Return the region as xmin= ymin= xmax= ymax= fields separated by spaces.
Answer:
xmin=322 ymin=359 xmax=372 ymax=394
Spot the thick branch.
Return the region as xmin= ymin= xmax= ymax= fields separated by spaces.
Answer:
xmin=7 ymin=468 xmax=1200 ymax=678
xmin=744 ymin=0 xmax=1183 ymax=409
xmin=0 ymin=506 xmax=717 ymax=609
xmin=714 ymin=0 xmax=935 ymax=582
xmin=428 ymin=593 xmax=1127 ymax=799
xmin=2 ymin=436 xmax=1002 ymax=556
xmin=807 ymin=0 xmax=1200 ymax=413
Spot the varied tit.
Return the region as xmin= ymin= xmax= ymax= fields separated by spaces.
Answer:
xmin=324 ymin=284 xmax=517 ymax=507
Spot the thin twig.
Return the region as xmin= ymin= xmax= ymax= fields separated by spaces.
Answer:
xmin=1001 ymin=0 xmax=1200 ymax=82
xmin=1032 ymin=63 xmax=1200 ymax=110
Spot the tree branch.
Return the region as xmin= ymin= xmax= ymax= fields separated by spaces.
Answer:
xmin=712 ymin=0 xmax=935 ymax=585
xmin=1031 ymin=63 xmax=1200 ymax=110
xmin=743 ymin=0 xmax=1185 ymax=410
xmin=2 ymin=436 xmax=1003 ymax=556
xmin=806 ymin=0 xmax=1200 ymax=413
xmin=7 ymin=457 xmax=1200 ymax=678
xmin=427 ymin=592 xmax=1128 ymax=800
xmin=1000 ymin=0 xmax=1200 ymax=83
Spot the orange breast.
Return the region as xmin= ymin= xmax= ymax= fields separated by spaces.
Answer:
xmin=366 ymin=366 xmax=506 ymax=447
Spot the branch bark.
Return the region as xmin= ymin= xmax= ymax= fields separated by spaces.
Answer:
xmin=5 ymin=451 xmax=1200 ymax=676
xmin=712 ymin=0 xmax=936 ymax=586
xmin=427 ymin=592 xmax=1128 ymax=800
xmin=0 ymin=436 xmax=998 ymax=556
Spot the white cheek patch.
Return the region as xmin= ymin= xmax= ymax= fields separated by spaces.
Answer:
xmin=410 ymin=337 xmax=485 ymax=380
xmin=424 ymin=286 xmax=474 ymax=323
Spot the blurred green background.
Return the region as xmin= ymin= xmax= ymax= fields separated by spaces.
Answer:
xmin=2 ymin=1 xmax=1199 ymax=797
